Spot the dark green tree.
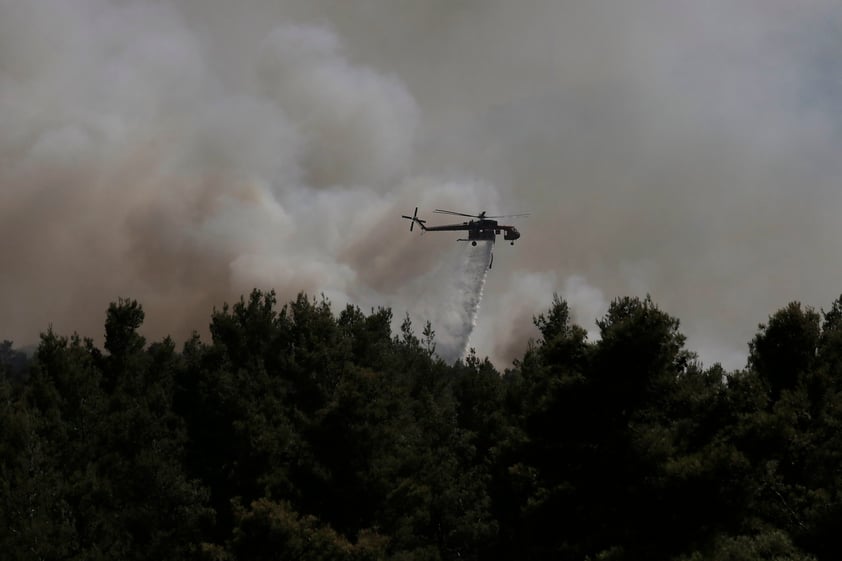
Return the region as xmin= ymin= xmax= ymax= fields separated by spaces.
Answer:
xmin=749 ymin=302 xmax=820 ymax=401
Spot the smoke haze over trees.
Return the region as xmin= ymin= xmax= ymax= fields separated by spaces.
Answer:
xmin=3 ymin=1 xmax=842 ymax=369
xmin=5 ymin=291 xmax=842 ymax=559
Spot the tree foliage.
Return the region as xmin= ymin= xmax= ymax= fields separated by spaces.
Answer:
xmin=3 ymin=290 xmax=842 ymax=560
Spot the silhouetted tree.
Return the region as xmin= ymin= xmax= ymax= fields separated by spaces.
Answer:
xmin=7 ymin=290 xmax=842 ymax=561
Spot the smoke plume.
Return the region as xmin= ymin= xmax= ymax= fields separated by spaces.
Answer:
xmin=3 ymin=1 xmax=842 ymax=370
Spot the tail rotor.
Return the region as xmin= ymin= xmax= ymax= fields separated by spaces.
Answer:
xmin=401 ymin=206 xmax=426 ymax=232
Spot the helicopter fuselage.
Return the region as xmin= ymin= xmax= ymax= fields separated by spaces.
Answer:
xmin=402 ymin=208 xmax=523 ymax=247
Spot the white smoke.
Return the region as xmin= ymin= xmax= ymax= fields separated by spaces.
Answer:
xmin=0 ymin=2 xmax=500 ymax=348
xmin=561 ymin=275 xmax=610 ymax=342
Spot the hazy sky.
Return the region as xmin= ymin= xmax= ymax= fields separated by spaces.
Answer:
xmin=2 ymin=0 xmax=841 ymax=369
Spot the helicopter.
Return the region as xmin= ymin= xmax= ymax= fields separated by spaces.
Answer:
xmin=401 ymin=207 xmax=527 ymax=245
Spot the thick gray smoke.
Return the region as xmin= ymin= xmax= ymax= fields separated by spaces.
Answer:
xmin=3 ymin=1 xmax=842 ymax=369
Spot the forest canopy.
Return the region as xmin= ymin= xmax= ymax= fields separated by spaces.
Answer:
xmin=3 ymin=290 xmax=842 ymax=561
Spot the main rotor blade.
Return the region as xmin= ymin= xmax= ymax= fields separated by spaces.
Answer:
xmin=433 ymin=209 xmax=480 ymax=218
xmin=484 ymin=213 xmax=531 ymax=219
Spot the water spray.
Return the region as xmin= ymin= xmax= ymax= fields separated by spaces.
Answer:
xmin=436 ymin=240 xmax=493 ymax=362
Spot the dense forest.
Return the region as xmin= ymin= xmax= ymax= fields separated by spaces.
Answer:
xmin=3 ymin=290 xmax=842 ymax=560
